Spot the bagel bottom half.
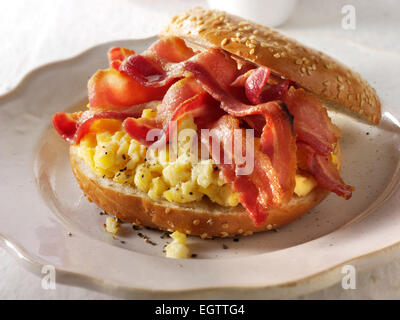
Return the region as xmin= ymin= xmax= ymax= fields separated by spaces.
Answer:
xmin=70 ymin=144 xmax=339 ymax=238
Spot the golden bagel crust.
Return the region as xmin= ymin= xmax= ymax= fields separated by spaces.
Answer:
xmin=69 ymin=145 xmax=343 ymax=238
xmin=162 ymin=7 xmax=381 ymax=124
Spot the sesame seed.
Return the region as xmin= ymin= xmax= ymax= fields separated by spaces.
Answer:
xmin=237 ymin=229 xmax=244 ymax=234
xmin=221 ymin=38 xmax=229 ymax=46
xmin=273 ymin=53 xmax=281 ymax=58
xmin=253 ymin=29 xmax=259 ymax=35
xmin=250 ymin=48 xmax=255 ymax=55
xmin=267 ymin=224 xmax=273 ymax=230
xmin=193 ymin=219 xmax=200 ymax=226
xmin=200 ymin=233 xmax=208 ymax=239
xmin=222 ymin=223 xmax=229 ymax=229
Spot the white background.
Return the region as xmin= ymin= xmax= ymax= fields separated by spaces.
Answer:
xmin=1 ymin=0 xmax=399 ymax=299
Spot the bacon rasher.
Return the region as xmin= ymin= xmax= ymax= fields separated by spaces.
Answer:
xmin=123 ymin=78 xmax=223 ymax=146
xmin=52 ymin=109 xmax=146 ymax=144
xmin=204 ymin=115 xmax=283 ymax=225
xmin=182 ymin=50 xmax=297 ymax=201
xmin=88 ymin=37 xmax=194 ymax=109
xmin=297 ymin=142 xmax=353 ymax=199
xmin=283 ymin=87 xmax=341 ymax=156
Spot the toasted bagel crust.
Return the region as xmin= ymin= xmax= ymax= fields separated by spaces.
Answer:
xmin=69 ymin=145 xmax=342 ymax=237
xmin=161 ymin=7 xmax=381 ymax=124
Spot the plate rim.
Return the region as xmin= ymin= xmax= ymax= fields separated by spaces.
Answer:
xmin=1 ymin=36 xmax=400 ymax=299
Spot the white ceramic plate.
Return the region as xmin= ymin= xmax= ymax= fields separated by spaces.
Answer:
xmin=0 ymin=35 xmax=399 ymax=299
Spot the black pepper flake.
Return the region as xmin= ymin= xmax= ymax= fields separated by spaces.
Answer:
xmin=68 ymin=232 xmax=72 ymax=237
xmin=160 ymin=232 xmax=169 ymax=239
xmin=222 ymin=244 xmax=229 ymax=249
xmin=214 ymin=167 xmax=218 ymax=171
xmin=99 ymin=211 xmax=107 ymax=215
xmin=141 ymin=174 xmax=144 ymax=178
xmin=191 ymin=254 xmax=198 ymax=258
xmin=132 ymin=225 xmax=142 ymax=230
xmin=105 ymin=152 xmax=108 ymax=155
xmin=122 ymin=154 xmax=126 ymax=160
xmin=366 ymin=132 xmax=370 ymax=135
xmin=137 ymin=232 xmax=157 ymax=246
xmin=233 ymin=238 xmax=239 ymax=242
xmin=120 ymin=240 xmax=126 ymax=244
xmin=189 ymin=192 xmax=193 ymax=195
xmin=102 ymin=175 xmax=106 ymax=179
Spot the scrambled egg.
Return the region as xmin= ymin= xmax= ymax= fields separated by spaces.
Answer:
xmin=165 ymin=231 xmax=189 ymax=259
xmin=76 ymin=109 xmax=319 ymax=207
xmin=294 ymin=174 xmax=317 ymax=197
xmin=104 ymin=216 xmax=119 ymax=235
xmin=76 ymin=109 xmax=240 ymax=207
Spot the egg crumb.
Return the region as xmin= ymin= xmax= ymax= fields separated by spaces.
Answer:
xmin=294 ymin=174 xmax=317 ymax=197
xmin=104 ymin=217 xmax=119 ymax=235
xmin=165 ymin=231 xmax=190 ymax=259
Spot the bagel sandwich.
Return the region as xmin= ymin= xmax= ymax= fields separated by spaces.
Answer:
xmin=52 ymin=8 xmax=381 ymax=238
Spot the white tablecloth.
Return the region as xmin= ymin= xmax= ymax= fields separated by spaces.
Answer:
xmin=1 ymin=0 xmax=399 ymax=299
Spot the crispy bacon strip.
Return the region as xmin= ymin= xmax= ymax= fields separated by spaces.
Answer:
xmin=147 ymin=36 xmax=195 ymax=63
xmin=182 ymin=50 xmax=296 ymax=200
xmin=88 ymin=69 xmax=168 ymax=110
xmin=204 ymin=115 xmax=284 ymax=225
xmin=53 ymin=108 xmax=147 ymax=144
xmin=283 ymin=87 xmax=341 ymax=156
xmin=123 ymin=78 xmax=223 ymax=146
xmin=89 ymin=37 xmax=194 ymax=109
xmin=244 ymin=67 xmax=271 ymax=105
xmin=260 ymin=79 xmax=291 ymax=103
xmin=108 ymin=47 xmax=136 ymax=70
xmin=231 ymin=69 xmax=255 ymax=87
xmin=297 ymin=142 xmax=353 ymax=199
xmin=120 ymin=37 xmax=194 ymax=88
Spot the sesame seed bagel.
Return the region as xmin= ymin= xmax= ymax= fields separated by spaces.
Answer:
xmin=162 ymin=7 xmax=381 ymax=124
xmin=70 ymin=143 xmax=342 ymax=238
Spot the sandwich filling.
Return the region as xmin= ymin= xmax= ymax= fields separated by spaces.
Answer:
xmin=53 ymin=36 xmax=353 ymax=226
